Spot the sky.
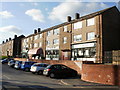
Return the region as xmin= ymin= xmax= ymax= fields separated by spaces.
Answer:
xmin=0 ymin=0 xmax=120 ymax=44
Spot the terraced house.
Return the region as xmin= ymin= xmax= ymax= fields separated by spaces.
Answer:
xmin=1 ymin=6 xmax=120 ymax=63
xmin=1 ymin=35 xmax=25 ymax=58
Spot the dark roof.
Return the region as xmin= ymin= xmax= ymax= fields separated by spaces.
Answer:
xmin=25 ymin=6 xmax=118 ymax=37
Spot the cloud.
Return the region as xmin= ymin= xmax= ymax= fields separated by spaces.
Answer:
xmin=0 ymin=25 xmax=22 ymax=43
xmin=48 ymin=2 xmax=109 ymax=22
xmin=25 ymin=9 xmax=44 ymax=22
xmin=0 ymin=11 xmax=14 ymax=19
xmin=32 ymin=2 xmax=38 ymax=6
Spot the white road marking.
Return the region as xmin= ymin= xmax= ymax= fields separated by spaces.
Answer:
xmin=3 ymin=75 xmax=10 ymax=80
xmin=60 ymin=80 xmax=70 ymax=85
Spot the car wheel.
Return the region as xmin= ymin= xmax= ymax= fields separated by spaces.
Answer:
xmin=37 ymin=70 xmax=43 ymax=75
xmin=50 ymin=73 xmax=55 ymax=78
xmin=25 ymin=68 xmax=29 ymax=72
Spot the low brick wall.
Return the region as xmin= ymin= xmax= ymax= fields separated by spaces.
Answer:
xmin=81 ymin=64 xmax=120 ymax=86
xmin=14 ymin=58 xmax=120 ymax=86
xmin=14 ymin=58 xmax=82 ymax=74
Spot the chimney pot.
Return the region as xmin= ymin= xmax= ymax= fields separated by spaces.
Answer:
xmin=9 ymin=38 xmax=11 ymax=41
xmin=2 ymin=41 xmax=4 ymax=44
xmin=14 ymin=35 xmax=17 ymax=38
xmin=6 ymin=39 xmax=8 ymax=42
xmin=38 ymin=28 xmax=41 ymax=33
xmin=67 ymin=16 xmax=71 ymax=22
xmin=75 ymin=13 xmax=80 ymax=19
xmin=34 ymin=29 xmax=37 ymax=34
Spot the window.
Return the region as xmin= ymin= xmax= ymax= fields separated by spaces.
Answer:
xmin=34 ymin=35 xmax=39 ymax=40
xmin=53 ymin=39 xmax=59 ymax=45
xmin=63 ymin=37 xmax=67 ymax=44
xmin=30 ymin=44 xmax=32 ymax=48
xmin=46 ymin=41 xmax=50 ymax=46
xmin=63 ymin=26 xmax=67 ymax=32
xmin=74 ymin=35 xmax=82 ymax=42
xmin=47 ymin=31 xmax=51 ymax=36
xmin=27 ymin=38 xmax=29 ymax=42
xmin=87 ymin=32 xmax=95 ymax=40
xmin=74 ymin=21 xmax=82 ymax=29
xmin=53 ymin=28 xmax=59 ymax=35
xmin=39 ymin=42 xmax=42 ymax=47
xmin=87 ymin=18 xmax=95 ymax=26
xmin=40 ymin=34 xmax=42 ymax=38
xmin=34 ymin=43 xmax=38 ymax=48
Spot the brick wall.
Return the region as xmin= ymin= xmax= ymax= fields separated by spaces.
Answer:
xmin=81 ymin=64 xmax=120 ymax=86
xmin=14 ymin=58 xmax=120 ymax=86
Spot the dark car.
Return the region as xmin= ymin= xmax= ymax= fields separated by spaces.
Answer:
xmin=21 ymin=61 xmax=36 ymax=72
xmin=43 ymin=64 xmax=77 ymax=78
xmin=14 ymin=61 xmax=22 ymax=69
xmin=1 ymin=59 xmax=8 ymax=64
xmin=8 ymin=60 xmax=15 ymax=67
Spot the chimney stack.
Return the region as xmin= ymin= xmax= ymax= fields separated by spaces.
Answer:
xmin=14 ymin=35 xmax=17 ymax=38
xmin=2 ymin=41 xmax=4 ymax=44
xmin=75 ymin=13 xmax=80 ymax=19
xmin=6 ymin=39 xmax=8 ymax=42
xmin=67 ymin=16 xmax=71 ymax=22
xmin=38 ymin=28 xmax=41 ymax=33
xmin=34 ymin=29 xmax=37 ymax=34
xmin=9 ymin=38 xmax=11 ymax=41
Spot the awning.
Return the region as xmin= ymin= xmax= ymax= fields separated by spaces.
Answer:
xmin=28 ymin=48 xmax=43 ymax=55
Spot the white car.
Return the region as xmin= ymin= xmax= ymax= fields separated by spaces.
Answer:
xmin=30 ymin=63 xmax=49 ymax=75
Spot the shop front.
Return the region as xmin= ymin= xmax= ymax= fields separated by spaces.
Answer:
xmin=28 ymin=48 xmax=44 ymax=59
xmin=46 ymin=50 xmax=59 ymax=60
xmin=71 ymin=42 xmax=96 ymax=62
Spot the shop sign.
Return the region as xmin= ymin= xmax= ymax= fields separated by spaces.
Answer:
xmin=46 ymin=46 xmax=59 ymax=50
xmin=72 ymin=42 xmax=95 ymax=49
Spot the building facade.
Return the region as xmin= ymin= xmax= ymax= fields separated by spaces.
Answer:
xmin=1 ymin=35 xmax=25 ymax=58
xmin=1 ymin=6 xmax=120 ymax=63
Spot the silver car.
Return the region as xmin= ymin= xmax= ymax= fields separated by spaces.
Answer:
xmin=30 ymin=63 xmax=49 ymax=75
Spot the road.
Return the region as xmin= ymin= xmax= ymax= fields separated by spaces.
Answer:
xmin=1 ymin=63 xmax=119 ymax=90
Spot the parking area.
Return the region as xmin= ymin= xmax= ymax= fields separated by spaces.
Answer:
xmin=1 ymin=59 xmax=119 ymax=89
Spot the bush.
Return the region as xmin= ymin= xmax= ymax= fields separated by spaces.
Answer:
xmin=1 ymin=56 xmax=8 ymax=59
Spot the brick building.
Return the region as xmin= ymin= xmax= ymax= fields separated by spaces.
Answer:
xmin=1 ymin=35 xmax=25 ymax=58
xmin=10 ymin=6 xmax=120 ymax=63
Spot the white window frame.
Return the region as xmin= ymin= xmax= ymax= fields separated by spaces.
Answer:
xmin=63 ymin=37 xmax=67 ymax=44
xmin=87 ymin=32 xmax=95 ymax=40
xmin=46 ymin=41 xmax=50 ymax=46
xmin=34 ymin=35 xmax=39 ymax=40
xmin=53 ymin=39 xmax=59 ymax=45
xmin=53 ymin=28 xmax=59 ymax=35
xmin=40 ymin=34 xmax=42 ymax=38
xmin=39 ymin=42 xmax=42 ymax=47
xmin=74 ymin=21 xmax=82 ymax=29
xmin=87 ymin=18 xmax=95 ymax=26
xmin=63 ymin=26 xmax=67 ymax=32
xmin=74 ymin=35 xmax=82 ymax=42
xmin=34 ymin=43 xmax=38 ymax=48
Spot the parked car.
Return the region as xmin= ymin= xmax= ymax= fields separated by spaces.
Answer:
xmin=43 ymin=64 xmax=78 ymax=78
xmin=14 ymin=61 xmax=22 ymax=69
xmin=30 ymin=63 xmax=49 ymax=75
xmin=8 ymin=60 xmax=15 ymax=67
xmin=21 ymin=61 xmax=36 ymax=72
xmin=1 ymin=59 xmax=8 ymax=64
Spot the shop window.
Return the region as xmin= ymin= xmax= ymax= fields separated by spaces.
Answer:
xmin=87 ymin=18 xmax=95 ymax=26
xmin=73 ymin=21 xmax=82 ymax=29
xmin=87 ymin=32 xmax=95 ymax=40
xmin=74 ymin=35 xmax=82 ymax=42
xmin=63 ymin=26 xmax=67 ymax=32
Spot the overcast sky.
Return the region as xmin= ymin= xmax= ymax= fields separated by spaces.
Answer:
xmin=0 ymin=0 xmax=120 ymax=44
